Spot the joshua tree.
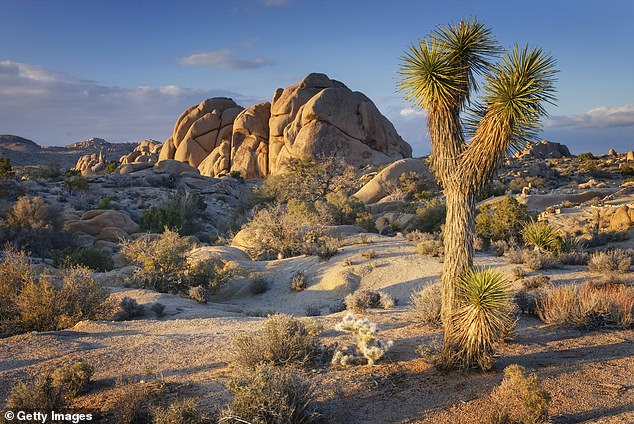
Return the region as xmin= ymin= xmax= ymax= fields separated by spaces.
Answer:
xmin=398 ymin=18 xmax=556 ymax=364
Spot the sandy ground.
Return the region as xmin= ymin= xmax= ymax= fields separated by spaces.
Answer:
xmin=1 ymin=234 xmax=633 ymax=423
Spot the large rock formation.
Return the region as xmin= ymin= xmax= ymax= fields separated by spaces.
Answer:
xmin=159 ymin=73 xmax=412 ymax=178
xmin=158 ymin=98 xmax=243 ymax=177
xmin=514 ymin=140 xmax=572 ymax=159
xmin=74 ymin=151 xmax=106 ymax=175
xmin=120 ymin=139 xmax=162 ymax=164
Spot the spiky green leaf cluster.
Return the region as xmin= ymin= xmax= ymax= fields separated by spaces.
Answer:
xmin=451 ymin=267 xmax=513 ymax=370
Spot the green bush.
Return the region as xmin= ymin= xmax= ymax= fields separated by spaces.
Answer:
xmin=489 ymin=364 xmax=550 ymax=424
xmin=184 ymin=259 xmax=241 ymax=298
xmin=0 ymin=157 xmax=13 ymax=179
xmin=231 ymin=314 xmax=321 ymax=369
xmin=521 ymin=220 xmax=559 ymax=251
xmin=140 ymin=192 xmax=207 ymax=235
xmin=256 ymin=156 xmax=358 ymax=204
xmin=621 ymin=165 xmax=634 ymax=176
xmin=51 ymin=247 xmax=114 ymax=272
xmin=410 ymin=198 xmax=446 ymax=233
xmin=577 ymin=152 xmax=595 ymax=160
xmin=96 ymin=195 xmax=120 ymax=210
xmin=238 ymin=203 xmax=339 ymax=260
xmin=224 ymin=364 xmax=319 ymax=424
xmin=451 ymin=267 xmax=513 ymax=370
xmin=121 ymin=228 xmax=193 ymax=292
xmin=105 ymin=162 xmax=119 ymax=174
xmin=51 ymin=361 xmax=94 ymax=399
xmin=140 ymin=206 xmax=183 ymax=233
xmin=6 ymin=375 xmax=66 ymax=412
xmin=64 ymin=175 xmax=90 ymax=192
xmin=114 ymin=297 xmax=145 ymax=321
xmin=476 ymin=196 xmax=533 ymax=243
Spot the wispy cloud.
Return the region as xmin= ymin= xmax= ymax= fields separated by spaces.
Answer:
xmin=260 ymin=0 xmax=291 ymax=6
xmin=399 ymin=107 xmax=426 ymax=119
xmin=546 ymin=104 xmax=634 ymax=129
xmin=179 ymin=49 xmax=271 ymax=69
xmin=0 ymin=60 xmax=262 ymax=145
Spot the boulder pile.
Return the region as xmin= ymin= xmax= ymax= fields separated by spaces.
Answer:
xmin=159 ymin=73 xmax=412 ymax=178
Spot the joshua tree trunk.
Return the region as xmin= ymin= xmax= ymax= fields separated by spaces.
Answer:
xmin=440 ymin=189 xmax=475 ymax=361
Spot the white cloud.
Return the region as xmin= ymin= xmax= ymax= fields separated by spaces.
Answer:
xmin=546 ymin=104 xmax=634 ymax=129
xmin=0 ymin=60 xmax=262 ymax=145
xmin=399 ymin=107 xmax=425 ymax=119
xmin=179 ymin=49 xmax=271 ymax=69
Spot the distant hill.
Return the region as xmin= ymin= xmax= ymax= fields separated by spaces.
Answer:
xmin=0 ymin=135 xmax=138 ymax=168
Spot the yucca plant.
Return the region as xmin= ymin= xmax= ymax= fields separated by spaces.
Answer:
xmin=521 ymin=220 xmax=559 ymax=251
xmin=555 ymin=231 xmax=582 ymax=253
xmin=450 ymin=267 xmax=513 ymax=370
xmin=398 ymin=18 xmax=557 ymax=364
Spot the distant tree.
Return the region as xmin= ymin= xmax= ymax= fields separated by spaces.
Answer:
xmin=0 ymin=157 xmax=13 ymax=179
xmin=398 ymin=18 xmax=557 ymax=367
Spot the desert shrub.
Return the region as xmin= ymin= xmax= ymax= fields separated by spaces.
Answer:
xmin=304 ymin=304 xmax=321 ymax=317
xmin=416 ymin=233 xmax=444 ymax=257
xmin=36 ymin=162 xmax=63 ymax=179
xmin=450 ymin=267 xmax=513 ymax=370
xmin=105 ymin=162 xmax=119 ymax=174
xmin=515 ymin=289 xmax=538 ymax=315
xmin=291 ymin=271 xmax=308 ymax=292
xmin=332 ymin=313 xmax=393 ymax=366
xmin=96 ymin=195 xmax=120 ymax=210
xmin=322 ymin=192 xmax=376 ymax=232
xmin=476 ymin=196 xmax=533 ymax=243
xmin=620 ymin=165 xmax=634 ymax=176
xmin=344 ymin=289 xmax=395 ymax=312
xmin=150 ymin=302 xmax=165 ymax=318
xmin=489 ymin=364 xmax=550 ymax=424
xmin=256 ymin=156 xmax=358 ymax=204
xmin=152 ymin=398 xmax=203 ymax=424
xmin=231 ymin=314 xmax=321 ymax=369
xmin=184 ymin=259 xmax=241 ymax=295
xmin=588 ymin=250 xmax=632 ymax=273
xmin=512 ymin=266 xmax=526 ymax=280
xmin=51 ymin=361 xmax=94 ymax=399
xmin=477 ymin=180 xmax=507 ymax=200
xmin=396 ymin=171 xmax=430 ymax=200
xmin=0 ymin=248 xmax=32 ymax=331
xmin=588 ymin=230 xmax=631 ymax=247
xmin=249 ymin=276 xmax=270 ymax=295
xmin=409 ymin=281 xmax=442 ymax=326
xmin=490 ymin=240 xmax=509 ymax=256
xmin=121 ymin=228 xmax=193 ymax=292
xmin=187 ymin=285 xmax=207 ymax=303
xmin=6 ymin=375 xmax=66 ymax=412
xmin=1 ymin=195 xmax=65 ymax=256
xmin=361 ymin=250 xmax=377 ymax=260
xmin=12 ymin=266 xmax=109 ymax=333
xmin=508 ymin=176 xmax=545 ymax=193
xmin=506 ymin=248 xmax=559 ymax=271
xmin=521 ymin=220 xmax=559 ymax=251
xmin=557 ymin=250 xmax=590 ymax=265
xmin=410 ymin=198 xmax=446 ymax=233
xmin=51 ymin=247 xmax=114 ymax=272
xmin=223 ymin=363 xmax=319 ymax=424
xmin=140 ymin=206 xmax=183 ymax=233
xmin=114 ymin=297 xmax=145 ymax=321
xmin=578 ymin=152 xmax=595 ymax=160
xmin=537 ymin=283 xmax=634 ymax=328
xmin=238 ymin=203 xmax=339 ymax=260
xmin=64 ymin=174 xmax=90 ymax=192
xmin=0 ymin=157 xmax=13 ymax=179
xmin=554 ymin=232 xmax=582 ymax=253
xmin=521 ymin=275 xmax=551 ymax=290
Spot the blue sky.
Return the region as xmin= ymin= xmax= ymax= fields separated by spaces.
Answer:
xmin=1 ymin=0 xmax=632 ymax=155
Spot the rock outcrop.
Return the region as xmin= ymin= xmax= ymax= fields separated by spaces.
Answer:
xmin=515 ymin=140 xmax=572 ymax=159
xmin=74 ymin=151 xmax=107 ymax=175
xmin=353 ymin=158 xmax=436 ymax=204
xmin=120 ymin=139 xmax=161 ymax=165
xmin=65 ymin=210 xmax=139 ymax=243
xmin=159 ymin=73 xmax=412 ymax=178
xmin=158 ymin=98 xmax=243 ymax=177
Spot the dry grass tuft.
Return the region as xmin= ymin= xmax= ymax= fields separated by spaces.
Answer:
xmin=410 ymin=281 xmax=442 ymax=327
xmin=489 ymin=364 xmax=550 ymax=424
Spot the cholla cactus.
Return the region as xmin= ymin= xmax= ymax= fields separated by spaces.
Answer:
xmin=332 ymin=313 xmax=393 ymax=366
